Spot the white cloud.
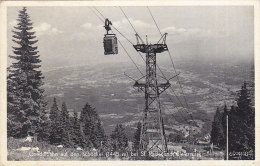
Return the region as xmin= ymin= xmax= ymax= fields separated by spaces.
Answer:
xmin=162 ymin=26 xmax=187 ymax=35
xmin=34 ymin=22 xmax=63 ymax=36
xmin=162 ymin=26 xmax=213 ymax=40
xmin=81 ymin=22 xmax=93 ymax=29
xmin=70 ymin=32 xmax=89 ymax=41
xmin=131 ymin=19 xmax=151 ymax=29
xmin=113 ymin=18 xmax=153 ymax=32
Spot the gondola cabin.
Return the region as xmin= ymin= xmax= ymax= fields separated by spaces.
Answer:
xmin=104 ymin=34 xmax=118 ymax=55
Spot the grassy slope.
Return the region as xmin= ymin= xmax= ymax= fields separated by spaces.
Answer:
xmin=7 ymin=137 xmax=224 ymax=160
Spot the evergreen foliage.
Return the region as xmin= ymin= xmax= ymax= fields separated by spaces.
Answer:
xmin=228 ymin=82 xmax=255 ymax=159
xmin=60 ymin=102 xmax=73 ymax=147
xmin=210 ymin=81 xmax=255 ymax=159
xmin=71 ymin=112 xmax=83 ymax=147
xmin=210 ymin=107 xmax=225 ymax=149
xmin=221 ymin=104 xmax=228 ymax=148
xmin=7 ymin=7 xmax=47 ymax=139
xmin=49 ymin=98 xmax=63 ymax=145
xmin=80 ymin=103 xmax=106 ymax=149
xmin=110 ymin=124 xmax=128 ymax=151
xmin=133 ymin=122 xmax=141 ymax=151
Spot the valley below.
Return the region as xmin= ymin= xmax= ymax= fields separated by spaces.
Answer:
xmin=43 ymin=59 xmax=253 ymax=140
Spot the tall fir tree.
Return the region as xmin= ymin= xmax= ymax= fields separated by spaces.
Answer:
xmin=229 ymin=82 xmax=255 ymax=159
xmin=133 ymin=122 xmax=141 ymax=151
xmin=95 ymin=118 xmax=107 ymax=149
xmin=80 ymin=102 xmax=106 ymax=149
xmin=49 ymin=98 xmax=63 ymax=145
xmin=60 ymin=102 xmax=73 ymax=147
xmin=7 ymin=7 xmax=47 ymax=139
xmin=110 ymin=124 xmax=128 ymax=152
xmin=80 ymin=103 xmax=93 ymax=149
xmin=71 ymin=112 xmax=83 ymax=147
xmin=210 ymin=107 xmax=225 ymax=149
xmin=221 ymin=104 xmax=228 ymax=148
xmin=236 ymin=82 xmax=253 ymax=118
xmin=237 ymin=82 xmax=254 ymax=155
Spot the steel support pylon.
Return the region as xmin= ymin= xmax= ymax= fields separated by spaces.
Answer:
xmin=133 ymin=33 xmax=170 ymax=155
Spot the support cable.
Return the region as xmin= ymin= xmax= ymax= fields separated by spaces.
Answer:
xmin=147 ymin=6 xmax=163 ymax=36
xmin=90 ymin=7 xmax=144 ymax=76
xmin=93 ymin=6 xmax=190 ymax=125
xmin=94 ymin=6 xmax=168 ymax=81
xmin=162 ymin=94 xmax=189 ymax=123
xmin=161 ymin=101 xmax=190 ymax=127
xmin=118 ymin=6 xmax=168 ymax=80
xmin=117 ymin=39 xmax=144 ymax=76
xmin=165 ymin=90 xmax=190 ymax=123
xmin=91 ymin=6 xmax=194 ymax=139
xmin=147 ymin=6 xmax=196 ymax=126
xmin=93 ymin=7 xmax=134 ymax=45
xmin=119 ymin=6 xmax=145 ymax=44
xmin=147 ymin=6 xmax=190 ymax=109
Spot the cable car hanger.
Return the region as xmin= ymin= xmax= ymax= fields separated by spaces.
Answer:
xmin=103 ymin=18 xmax=118 ymax=55
xmin=104 ymin=18 xmax=112 ymax=34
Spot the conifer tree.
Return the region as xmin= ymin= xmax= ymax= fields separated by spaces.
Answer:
xmin=80 ymin=103 xmax=94 ymax=149
xmin=80 ymin=102 xmax=106 ymax=149
xmin=228 ymin=106 xmax=245 ymax=157
xmin=71 ymin=112 xmax=83 ymax=147
xmin=7 ymin=7 xmax=47 ymax=139
xmin=60 ymin=102 xmax=72 ymax=147
xmin=110 ymin=124 xmax=128 ymax=151
xmin=237 ymin=82 xmax=252 ymax=118
xmin=133 ymin=122 xmax=141 ymax=151
xmin=95 ymin=118 xmax=107 ymax=149
xmin=221 ymin=104 xmax=228 ymax=147
xmin=210 ymin=107 xmax=225 ymax=149
xmin=237 ymin=82 xmax=254 ymax=153
xmin=229 ymin=82 xmax=255 ymax=159
xmin=49 ymin=98 xmax=63 ymax=145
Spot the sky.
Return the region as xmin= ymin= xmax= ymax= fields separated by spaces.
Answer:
xmin=7 ymin=6 xmax=254 ymax=70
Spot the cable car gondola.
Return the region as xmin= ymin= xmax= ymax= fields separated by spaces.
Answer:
xmin=103 ymin=19 xmax=118 ymax=55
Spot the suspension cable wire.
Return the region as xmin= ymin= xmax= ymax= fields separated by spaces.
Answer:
xmin=165 ymin=89 xmax=195 ymax=144
xmin=94 ymin=6 xmax=167 ymax=81
xmin=147 ymin=6 xmax=163 ymax=36
xmin=164 ymin=90 xmax=190 ymax=122
xmin=162 ymin=91 xmax=195 ymax=144
xmin=117 ymin=39 xmax=144 ymax=76
xmin=147 ymin=6 xmax=196 ymax=126
xmin=93 ymin=7 xmax=134 ymax=45
xmin=93 ymin=6 xmax=195 ymax=138
xmin=160 ymin=103 xmax=190 ymax=127
xmin=94 ymin=6 xmax=169 ymax=82
xmin=167 ymin=50 xmax=196 ymax=125
xmin=164 ymin=92 xmax=190 ymax=123
xmin=93 ymin=6 xmax=106 ymax=21
xmin=94 ymin=6 xmax=188 ymax=117
xmin=89 ymin=7 xmax=104 ymax=24
xmin=113 ymin=26 xmax=135 ymax=45
xmin=93 ymin=6 xmax=185 ymax=107
xmin=90 ymin=7 xmax=144 ymax=76
xmin=112 ymin=6 xmax=186 ymax=108
xmin=159 ymin=105 xmax=194 ymax=149
xmin=118 ymin=6 xmax=145 ymax=44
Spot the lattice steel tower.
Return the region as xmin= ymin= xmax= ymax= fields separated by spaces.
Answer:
xmin=133 ymin=33 xmax=170 ymax=154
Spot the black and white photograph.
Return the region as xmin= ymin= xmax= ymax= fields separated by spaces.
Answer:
xmin=0 ymin=1 xmax=259 ymax=164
